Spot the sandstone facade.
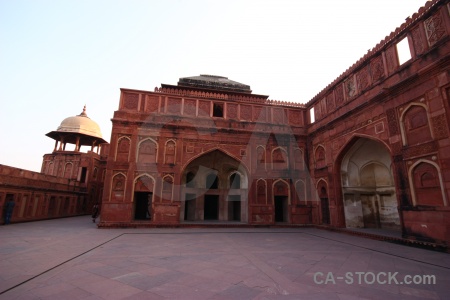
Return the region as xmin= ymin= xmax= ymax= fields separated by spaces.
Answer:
xmin=1 ymin=0 xmax=449 ymax=248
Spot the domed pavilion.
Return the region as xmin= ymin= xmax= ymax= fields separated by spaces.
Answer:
xmin=41 ymin=106 xmax=109 ymax=213
xmin=46 ymin=106 xmax=106 ymax=153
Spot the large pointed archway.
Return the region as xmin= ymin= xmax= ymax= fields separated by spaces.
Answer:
xmin=339 ymin=138 xmax=400 ymax=230
xmin=180 ymin=150 xmax=249 ymax=222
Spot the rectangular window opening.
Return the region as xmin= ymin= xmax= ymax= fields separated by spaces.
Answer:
xmin=80 ymin=167 xmax=88 ymax=183
xmin=310 ymin=107 xmax=315 ymax=123
xmin=213 ymin=103 xmax=224 ymax=118
xmin=397 ymin=37 xmax=412 ymax=65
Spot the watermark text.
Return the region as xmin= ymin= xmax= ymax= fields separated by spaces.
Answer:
xmin=313 ymin=272 xmax=436 ymax=285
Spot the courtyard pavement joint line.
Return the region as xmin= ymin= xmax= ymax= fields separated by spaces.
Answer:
xmin=123 ymin=231 xmax=450 ymax=269
xmin=222 ymin=234 xmax=295 ymax=295
xmin=0 ymin=233 xmax=125 ymax=295
xmin=300 ymin=231 xmax=450 ymax=270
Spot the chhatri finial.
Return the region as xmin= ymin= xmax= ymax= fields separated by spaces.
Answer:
xmin=79 ymin=105 xmax=87 ymax=117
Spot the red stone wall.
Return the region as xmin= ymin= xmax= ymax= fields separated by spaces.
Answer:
xmin=100 ymin=87 xmax=309 ymax=226
xmin=0 ymin=164 xmax=88 ymax=224
xmin=42 ymin=150 xmax=107 ymax=210
xmin=99 ymin=0 xmax=450 ymax=247
xmin=306 ymin=1 xmax=450 ymax=244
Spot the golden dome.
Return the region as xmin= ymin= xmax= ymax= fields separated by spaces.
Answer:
xmin=56 ymin=106 xmax=103 ymax=139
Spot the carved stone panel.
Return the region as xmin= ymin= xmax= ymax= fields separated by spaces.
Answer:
xmin=181 ymin=99 xmax=195 ymax=116
xmin=403 ymin=141 xmax=438 ymax=159
xmin=123 ymin=93 xmax=139 ymax=110
xmin=356 ymin=66 xmax=370 ymax=92
xmin=198 ymin=101 xmax=211 ymax=117
xmin=431 ymin=114 xmax=449 ymax=140
xmin=167 ymin=97 xmax=181 ymax=114
xmin=412 ymin=162 xmax=444 ymax=206
xmin=424 ymin=13 xmax=446 ymax=47
xmin=385 ymin=46 xmax=398 ymax=74
xmin=314 ymin=103 xmax=322 ymax=120
xmin=137 ymin=139 xmax=157 ymax=163
xmin=240 ymin=105 xmax=252 ymax=121
xmin=288 ymin=110 xmax=302 ymax=125
xmin=335 ymin=83 xmax=345 ymax=106
xmin=345 ymin=76 xmax=357 ymax=99
xmin=319 ymin=98 xmax=327 ymax=116
xmin=411 ymin=25 xmax=426 ymax=55
xmin=326 ymin=93 xmax=335 ymax=112
xmin=165 ymin=140 xmax=176 ymax=165
xmin=145 ymin=95 xmax=159 ymax=113
xmin=111 ymin=173 xmax=126 ymax=202
xmin=116 ymin=137 xmax=130 ymax=162
xmin=256 ymin=180 xmax=267 ymax=204
xmin=253 ymin=106 xmax=266 ymax=122
xmin=227 ymin=103 xmax=238 ymax=119
xmin=404 ymin=105 xmax=432 ymax=146
xmin=315 ymin=146 xmax=326 ymax=169
xmin=272 ymin=108 xmax=284 ymax=124
xmin=370 ymin=56 xmax=385 ymax=83
xmin=386 ymin=108 xmax=399 ymax=136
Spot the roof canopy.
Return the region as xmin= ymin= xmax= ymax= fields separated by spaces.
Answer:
xmin=46 ymin=106 xmax=106 ymax=146
xmin=177 ymin=74 xmax=252 ymax=94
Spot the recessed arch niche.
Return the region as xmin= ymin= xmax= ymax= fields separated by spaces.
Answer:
xmin=181 ymin=150 xmax=248 ymax=223
xmin=340 ymin=138 xmax=400 ymax=230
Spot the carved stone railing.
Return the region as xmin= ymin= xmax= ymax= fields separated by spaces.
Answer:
xmin=266 ymin=99 xmax=305 ymax=108
xmin=154 ymin=87 xmax=305 ymax=108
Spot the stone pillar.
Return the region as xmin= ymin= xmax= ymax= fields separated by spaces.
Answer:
xmin=58 ymin=138 xmax=64 ymax=151
xmin=75 ymin=136 xmax=80 ymax=151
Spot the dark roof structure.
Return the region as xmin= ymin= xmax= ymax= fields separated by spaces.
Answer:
xmin=177 ymin=74 xmax=252 ymax=94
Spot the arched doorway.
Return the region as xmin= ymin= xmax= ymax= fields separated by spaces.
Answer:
xmin=181 ymin=150 xmax=249 ymax=222
xmin=133 ymin=175 xmax=154 ymax=220
xmin=317 ymin=181 xmax=330 ymax=225
xmin=340 ymin=138 xmax=400 ymax=230
xmin=273 ymin=180 xmax=289 ymax=223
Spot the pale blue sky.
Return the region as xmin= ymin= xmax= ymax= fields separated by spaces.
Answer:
xmin=0 ymin=0 xmax=428 ymax=172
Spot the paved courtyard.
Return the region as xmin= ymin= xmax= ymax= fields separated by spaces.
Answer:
xmin=0 ymin=217 xmax=449 ymax=299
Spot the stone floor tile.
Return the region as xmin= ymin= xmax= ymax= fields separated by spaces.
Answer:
xmin=78 ymin=278 xmax=142 ymax=300
xmin=86 ymin=264 xmax=131 ymax=279
xmin=25 ymin=282 xmax=75 ymax=298
xmin=150 ymin=282 xmax=216 ymax=299
xmin=194 ymin=268 xmax=224 ymax=279
xmin=113 ymin=272 xmax=158 ymax=290
xmin=194 ymin=279 xmax=232 ymax=294
xmin=170 ymin=274 xmax=211 ymax=287
xmin=213 ymin=283 xmax=262 ymax=299
xmin=38 ymin=287 xmax=92 ymax=300
xmin=138 ymin=266 xmax=171 ymax=277
xmin=336 ymin=293 xmax=370 ymax=300
xmin=120 ymin=290 xmax=166 ymax=300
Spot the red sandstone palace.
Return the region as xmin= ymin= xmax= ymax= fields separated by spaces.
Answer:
xmin=1 ymin=0 xmax=450 ymax=248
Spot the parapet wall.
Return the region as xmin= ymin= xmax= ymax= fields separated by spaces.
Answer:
xmin=117 ymin=88 xmax=306 ymax=128
xmin=0 ymin=164 xmax=87 ymax=224
xmin=306 ymin=0 xmax=448 ymax=122
xmin=0 ymin=164 xmax=79 ymax=188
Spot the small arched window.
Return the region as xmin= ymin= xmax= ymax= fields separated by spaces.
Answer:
xmin=206 ymin=173 xmax=218 ymax=189
xmin=230 ymin=173 xmax=241 ymax=189
xmin=186 ymin=172 xmax=195 ymax=188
